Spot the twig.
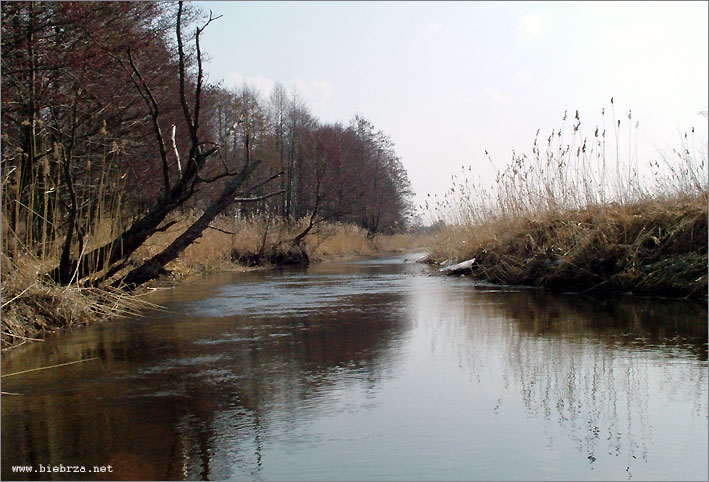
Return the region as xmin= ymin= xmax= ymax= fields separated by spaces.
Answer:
xmin=65 ymin=235 xmax=89 ymax=289
xmin=234 ymin=189 xmax=285 ymax=203
xmin=171 ymin=124 xmax=182 ymax=177
xmin=2 ymin=340 xmax=28 ymax=351
xmin=2 ymin=332 xmax=43 ymax=342
xmin=207 ymin=225 xmax=237 ymax=235
xmin=1 ymin=357 xmax=100 ymax=378
xmin=12 ymin=199 xmax=57 ymax=228
xmin=1 ymin=284 xmax=34 ymax=308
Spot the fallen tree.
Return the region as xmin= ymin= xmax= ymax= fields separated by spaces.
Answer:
xmin=118 ymin=163 xmax=285 ymax=288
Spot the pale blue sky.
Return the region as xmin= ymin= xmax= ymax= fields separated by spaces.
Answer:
xmin=198 ymin=1 xmax=708 ymax=212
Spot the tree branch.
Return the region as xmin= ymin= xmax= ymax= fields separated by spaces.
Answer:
xmin=171 ymin=124 xmax=182 ymax=177
xmin=126 ymin=47 xmax=171 ymax=198
xmin=234 ymin=190 xmax=284 ymax=203
xmin=207 ymin=225 xmax=236 ymax=235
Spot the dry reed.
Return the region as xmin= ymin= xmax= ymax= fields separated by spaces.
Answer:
xmin=426 ymin=105 xmax=708 ymax=298
xmin=2 ymin=133 xmax=156 ymax=348
xmin=140 ymin=213 xmax=424 ymax=271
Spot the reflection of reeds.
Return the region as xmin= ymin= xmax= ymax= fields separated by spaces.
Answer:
xmin=415 ymin=286 xmax=707 ymax=473
xmin=427 ymin=106 xmax=708 ymax=297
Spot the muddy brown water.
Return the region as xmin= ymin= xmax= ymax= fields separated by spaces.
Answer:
xmin=1 ymin=254 xmax=707 ymax=481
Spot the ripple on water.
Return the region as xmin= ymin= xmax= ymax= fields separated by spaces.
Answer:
xmin=137 ymin=354 xmax=227 ymax=375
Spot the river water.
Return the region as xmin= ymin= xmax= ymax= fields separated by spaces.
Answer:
xmin=2 ymin=254 xmax=707 ymax=481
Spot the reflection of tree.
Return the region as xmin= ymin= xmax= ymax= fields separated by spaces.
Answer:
xmin=1 ymin=284 xmax=407 ymax=480
xmin=411 ymin=286 xmax=707 ymax=474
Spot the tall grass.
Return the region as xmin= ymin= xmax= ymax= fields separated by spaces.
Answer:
xmin=136 ymin=212 xmax=422 ymax=277
xmin=2 ymin=131 xmax=130 ymax=281
xmin=0 ymin=134 xmax=154 ymax=348
xmin=428 ymin=105 xmax=706 ymax=227
xmin=426 ymin=104 xmax=707 ymax=298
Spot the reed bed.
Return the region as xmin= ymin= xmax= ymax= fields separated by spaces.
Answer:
xmin=426 ymin=106 xmax=707 ymax=298
xmin=306 ymin=222 xmax=419 ymax=259
xmin=1 ymin=251 xmax=160 ymax=349
xmin=139 ymin=212 xmax=423 ymax=273
xmin=1 ymin=137 xmax=148 ymax=348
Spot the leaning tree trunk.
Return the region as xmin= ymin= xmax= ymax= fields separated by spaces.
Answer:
xmin=49 ymin=1 xmax=223 ymax=286
xmin=49 ymin=174 xmax=192 ymax=284
xmin=116 ymin=161 xmax=262 ymax=289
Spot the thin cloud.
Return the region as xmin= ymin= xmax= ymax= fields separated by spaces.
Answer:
xmin=226 ymin=73 xmax=276 ymax=97
xmin=293 ymin=78 xmax=335 ymax=103
xmin=519 ymin=13 xmax=544 ymax=36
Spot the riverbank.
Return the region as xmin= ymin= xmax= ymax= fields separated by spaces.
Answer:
xmin=1 ymin=218 xmax=421 ymax=349
xmin=424 ymin=106 xmax=707 ymax=299
xmin=135 ymin=214 xmax=421 ymax=274
xmin=427 ymin=195 xmax=707 ymax=298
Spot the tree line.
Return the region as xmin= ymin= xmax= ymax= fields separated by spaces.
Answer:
xmin=1 ymin=1 xmax=413 ymax=288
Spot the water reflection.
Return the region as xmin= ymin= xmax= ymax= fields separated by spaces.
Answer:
xmin=411 ymin=285 xmax=707 ymax=479
xmin=2 ymin=257 xmax=707 ymax=480
xmin=2 ymin=264 xmax=411 ymax=480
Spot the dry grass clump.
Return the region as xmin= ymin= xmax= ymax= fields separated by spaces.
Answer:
xmin=305 ymin=223 xmax=373 ymax=259
xmin=302 ymin=221 xmax=423 ymax=259
xmin=229 ymin=217 xmax=421 ymax=263
xmin=427 ymin=105 xmax=708 ymax=298
xmin=0 ymin=139 xmax=152 ymax=347
xmin=132 ymin=211 xmax=237 ymax=278
xmin=372 ymin=232 xmax=425 ymax=253
xmin=1 ymin=253 xmax=156 ymax=349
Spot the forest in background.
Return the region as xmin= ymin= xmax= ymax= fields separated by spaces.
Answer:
xmin=1 ymin=1 xmax=413 ymax=286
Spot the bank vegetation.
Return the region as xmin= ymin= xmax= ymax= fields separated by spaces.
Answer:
xmin=426 ymin=105 xmax=707 ymax=299
xmin=1 ymin=2 xmax=415 ymax=348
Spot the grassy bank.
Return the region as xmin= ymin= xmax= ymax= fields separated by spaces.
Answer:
xmin=1 ymin=266 xmax=158 ymax=350
xmin=1 ymin=216 xmax=420 ymax=349
xmin=426 ymin=107 xmax=707 ymax=298
xmin=428 ymin=197 xmax=707 ymax=297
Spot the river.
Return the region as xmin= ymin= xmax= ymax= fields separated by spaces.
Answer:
xmin=2 ymin=254 xmax=707 ymax=480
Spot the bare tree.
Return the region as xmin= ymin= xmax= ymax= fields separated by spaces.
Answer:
xmin=268 ymin=82 xmax=288 ymax=217
xmin=49 ymin=2 xmax=280 ymax=288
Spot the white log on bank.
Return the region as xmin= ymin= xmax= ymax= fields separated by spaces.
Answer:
xmin=439 ymin=258 xmax=476 ymax=275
